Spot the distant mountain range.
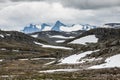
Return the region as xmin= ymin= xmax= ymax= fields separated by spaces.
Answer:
xmin=21 ymin=20 xmax=96 ymax=33
xmin=103 ymin=23 xmax=120 ymax=28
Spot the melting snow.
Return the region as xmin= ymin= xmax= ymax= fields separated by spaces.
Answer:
xmin=42 ymin=26 xmax=52 ymax=31
xmin=6 ymin=34 xmax=10 ymax=36
xmin=31 ymin=58 xmax=55 ymax=60
xmin=0 ymin=75 xmax=16 ymax=78
xmin=70 ymin=35 xmax=98 ymax=45
xmin=12 ymin=50 xmax=19 ymax=52
xmin=0 ymin=48 xmax=6 ymax=51
xmin=36 ymin=24 xmax=41 ymax=29
xmin=19 ymin=59 xmax=28 ymax=61
xmin=34 ymin=41 xmax=72 ymax=50
xmin=0 ymin=59 xmax=3 ymax=62
xmin=31 ymin=34 xmax=38 ymax=38
xmin=89 ymin=54 xmax=120 ymax=69
xmin=0 ymin=34 xmax=4 ymax=38
xmin=60 ymin=50 xmax=99 ymax=64
xmin=39 ymin=69 xmax=79 ymax=73
xmin=51 ymin=35 xmax=74 ymax=39
xmin=60 ymin=24 xmax=83 ymax=32
xmin=19 ymin=58 xmax=55 ymax=61
xmin=56 ymin=40 xmax=65 ymax=43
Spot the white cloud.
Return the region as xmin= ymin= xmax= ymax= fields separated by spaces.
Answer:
xmin=0 ymin=2 xmax=95 ymax=31
xmin=1 ymin=0 xmax=120 ymax=9
xmin=8 ymin=0 xmax=120 ymax=9
xmin=0 ymin=1 xmax=120 ymax=31
xmin=59 ymin=0 xmax=120 ymax=9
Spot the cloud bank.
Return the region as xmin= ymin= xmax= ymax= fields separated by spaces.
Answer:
xmin=2 ymin=0 xmax=120 ymax=9
xmin=0 ymin=0 xmax=120 ymax=31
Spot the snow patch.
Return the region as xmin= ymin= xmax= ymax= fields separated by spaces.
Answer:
xmin=60 ymin=50 xmax=99 ymax=64
xmin=12 ymin=50 xmax=19 ymax=52
xmin=39 ymin=69 xmax=79 ymax=73
xmin=6 ymin=34 xmax=11 ymax=36
xmin=50 ymin=35 xmax=74 ymax=39
xmin=89 ymin=54 xmax=120 ymax=69
xmin=60 ymin=24 xmax=83 ymax=32
xmin=19 ymin=59 xmax=28 ymax=61
xmin=31 ymin=34 xmax=38 ymax=38
xmin=19 ymin=58 xmax=55 ymax=61
xmin=56 ymin=40 xmax=65 ymax=43
xmin=0 ymin=48 xmax=6 ymax=51
xmin=31 ymin=58 xmax=55 ymax=60
xmin=0 ymin=59 xmax=3 ymax=62
xmin=34 ymin=41 xmax=72 ymax=50
xmin=70 ymin=35 xmax=98 ymax=45
xmin=0 ymin=34 xmax=4 ymax=38
xmin=42 ymin=26 xmax=52 ymax=31
xmin=36 ymin=24 xmax=41 ymax=29
xmin=42 ymin=44 xmax=72 ymax=50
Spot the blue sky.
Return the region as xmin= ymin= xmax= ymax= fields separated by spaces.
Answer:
xmin=0 ymin=0 xmax=120 ymax=31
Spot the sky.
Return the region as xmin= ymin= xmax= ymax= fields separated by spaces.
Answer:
xmin=0 ymin=0 xmax=120 ymax=31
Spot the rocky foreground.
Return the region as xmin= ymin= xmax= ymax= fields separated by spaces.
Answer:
xmin=0 ymin=28 xmax=120 ymax=80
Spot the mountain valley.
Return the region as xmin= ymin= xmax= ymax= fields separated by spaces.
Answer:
xmin=0 ymin=26 xmax=120 ymax=79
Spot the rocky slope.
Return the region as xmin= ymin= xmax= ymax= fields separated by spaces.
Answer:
xmin=35 ymin=28 xmax=120 ymax=70
xmin=0 ymin=30 xmax=72 ymax=60
xmin=0 ymin=28 xmax=120 ymax=80
xmin=58 ymin=28 xmax=120 ymax=69
xmin=65 ymin=28 xmax=120 ymax=43
xmin=29 ymin=30 xmax=84 ymax=44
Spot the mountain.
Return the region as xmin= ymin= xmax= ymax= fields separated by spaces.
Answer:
xmin=0 ymin=29 xmax=52 ymax=59
xmin=52 ymin=20 xmax=66 ymax=31
xmin=81 ymin=24 xmax=96 ymax=30
xmin=103 ymin=23 xmax=120 ymax=28
xmin=29 ymin=30 xmax=84 ymax=44
xmin=22 ymin=24 xmax=40 ymax=33
xmin=60 ymin=24 xmax=96 ymax=32
xmin=0 ymin=29 xmax=72 ymax=59
xmin=21 ymin=23 xmax=51 ymax=33
xmin=40 ymin=23 xmax=51 ymax=31
xmin=0 ymin=29 xmax=47 ymax=46
xmin=21 ymin=21 xmax=96 ymax=33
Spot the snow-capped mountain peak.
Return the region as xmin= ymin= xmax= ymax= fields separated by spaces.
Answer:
xmin=21 ymin=21 xmax=96 ymax=33
xmin=102 ymin=23 xmax=120 ymax=28
xmin=41 ymin=23 xmax=50 ymax=29
xmin=81 ymin=24 xmax=96 ymax=30
xmin=22 ymin=24 xmax=40 ymax=33
xmin=52 ymin=20 xmax=66 ymax=31
xmin=41 ymin=23 xmax=51 ymax=31
xmin=55 ymin=20 xmax=66 ymax=26
xmin=60 ymin=24 xmax=96 ymax=32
